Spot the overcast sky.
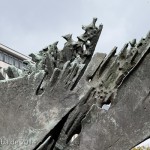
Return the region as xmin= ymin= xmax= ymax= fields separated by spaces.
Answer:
xmin=0 ymin=0 xmax=150 ymax=56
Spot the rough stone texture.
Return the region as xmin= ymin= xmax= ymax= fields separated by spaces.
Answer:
xmin=0 ymin=18 xmax=150 ymax=150
xmin=75 ymin=49 xmax=150 ymax=150
xmin=0 ymin=70 xmax=80 ymax=150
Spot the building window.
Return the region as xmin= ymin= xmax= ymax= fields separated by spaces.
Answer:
xmin=14 ymin=58 xmax=19 ymax=68
xmin=9 ymin=56 xmax=14 ymax=65
xmin=0 ymin=51 xmax=3 ymax=61
xmin=3 ymin=53 xmax=9 ymax=63
xmin=20 ymin=61 xmax=25 ymax=69
xmin=0 ymin=50 xmax=25 ymax=69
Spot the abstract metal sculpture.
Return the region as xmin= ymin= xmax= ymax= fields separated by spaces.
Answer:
xmin=0 ymin=18 xmax=150 ymax=150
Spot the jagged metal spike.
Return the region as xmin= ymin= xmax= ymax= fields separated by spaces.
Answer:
xmin=42 ymin=47 xmax=48 ymax=52
xmin=43 ymin=42 xmax=59 ymax=52
xmin=82 ymin=25 xmax=86 ymax=30
xmin=102 ymin=46 xmax=117 ymax=66
xmin=77 ymin=34 xmax=86 ymax=42
xmin=99 ymin=24 xmax=103 ymax=31
xmin=146 ymin=31 xmax=150 ymax=39
xmin=137 ymin=38 xmax=144 ymax=47
xmin=129 ymin=39 xmax=136 ymax=47
xmin=99 ymin=46 xmax=117 ymax=75
xmin=62 ymin=34 xmax=72 ymax=42
xmin=53 ymin=41 xmax=59 ymax=46
xmin=29 ymin=53 xmax=42 ymax=62
xmin=47 ymin=41 xmax=59 ymax=51
xmin=92 ymin=17 xmax=98 ymax=27
xmin=118 ymin=43 xmax=128 ymax=59
xmin=47 ymin=46 xmax=51 ymax=51
xmin=82 ymin=18 xmax=98 ymax=31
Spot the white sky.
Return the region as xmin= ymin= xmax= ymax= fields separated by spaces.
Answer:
xmin=0 ymin=0 xmax=150 ymax=56
xmin=138 ymin=139 xmax=150 ymax=147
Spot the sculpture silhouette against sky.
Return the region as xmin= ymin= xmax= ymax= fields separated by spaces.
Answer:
xmin=0 ymin=18 xmax=150 ymax=150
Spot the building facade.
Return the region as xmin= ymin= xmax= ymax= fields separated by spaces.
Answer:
xmin=0 ymin=43 xmax=30 ymax=78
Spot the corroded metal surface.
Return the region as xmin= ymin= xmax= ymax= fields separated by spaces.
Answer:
xmin=0 ymin=19 xmax=150 ymax=150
